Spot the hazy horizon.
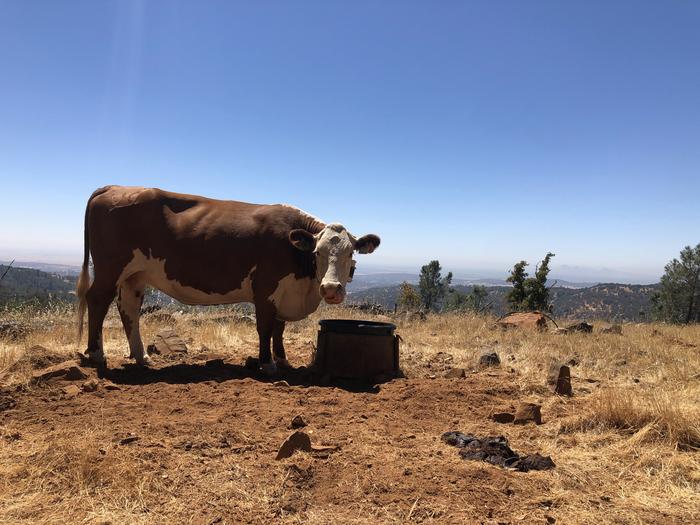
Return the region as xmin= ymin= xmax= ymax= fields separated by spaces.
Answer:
xmin=1 ymin=2 xmax=698 ymax=283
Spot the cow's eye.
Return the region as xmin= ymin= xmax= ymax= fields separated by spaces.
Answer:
xmin=348 ymin=262 xmax=356 ymax=280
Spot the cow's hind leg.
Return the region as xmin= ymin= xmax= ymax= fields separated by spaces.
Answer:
xmin=117 ymin=274 xmax=150 ymax=366
xmin=85 ymin=277 xmax=117 ymax=367
xmin=272 ymin=319 xmax=292 ymax=369
xmin=255 ymin=300 xmax=277 ymax=375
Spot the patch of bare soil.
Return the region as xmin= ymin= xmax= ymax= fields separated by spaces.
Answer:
xmin=0 ymin=347 xmax=687 ymax=525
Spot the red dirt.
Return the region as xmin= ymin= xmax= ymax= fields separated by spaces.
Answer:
xmin=0 ymin=350 xmax=687 ymax=524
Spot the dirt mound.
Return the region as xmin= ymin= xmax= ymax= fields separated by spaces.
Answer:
xmin=9 ymin=345 xmax=68 ymax=372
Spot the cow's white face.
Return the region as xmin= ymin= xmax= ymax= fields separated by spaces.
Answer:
xmin=289 ymin=223 xmax=380 ymax=304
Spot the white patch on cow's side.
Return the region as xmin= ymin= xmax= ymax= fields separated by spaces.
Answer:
xmin=117 ymin=249 xmax=256 ymax=305
xmin=267 ymin=273 xmax=322 ymax=321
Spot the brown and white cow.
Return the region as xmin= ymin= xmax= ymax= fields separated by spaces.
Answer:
xmin=76 ymin=186 xmax=380 ymax=373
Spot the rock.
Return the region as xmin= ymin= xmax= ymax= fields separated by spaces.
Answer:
xmin=445 ymin=368 xmax=466 ymax=379
xmin=552 ymin=365 xmax=573 ymax=396
xmin=513 ymin=453 xmax=555 ymax=472
xmin=275 ymin=431 xmax=312 ymax=460
xmin=513 ymin=403 xmax=542 ymax=425
xmin=601 ymin=324 xmax=622 ymax=335
xmin=498 ymin=312 xmax=547 ymax=331
xmin=0 ymin=320 xmax=30 ymax=340
xmin=62 ymin=385 xmax=81 ymax=398
xmin=148 ymin=329 xmax=188 ymax=357
xmin=32 ymin=363 xmax=88 ymax=383
xmin=65 ymin=366 xmax=89 ymax=381
xmin=82 ymin=379 xmax=100 ymax=392
xmin=103 ymin=381 xmax=121 ymax=391
xmin=290 ymin=415 xmax=307 ymax=429
xmin=119 ymin=435 xmax=139 ymax=445
xmin=479 ymin=352 xmax=500 ymax=367
xmin=565 ymin=322 xmax=593 ymax=334
xmin=273 ymin=380 xmax=290 ymax=387
xmin=492 ymin=412 xmax=515 ymax=424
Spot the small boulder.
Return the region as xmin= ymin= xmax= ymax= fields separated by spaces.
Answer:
xmin=148 ymin=329 xmax=188 ymax=357
xmin=290 ymin=415 xmax=308 ymax=429
xmin=276 ymin=431 xmax=312 ymax=460
xmin=82 ymin=379 xmax=100 ymax=392
xmin=513 ymin=403 xmax=542 ymax=425
xmin=498 ymin=312 xmax=547 ymax=331
xmin=32 ymin=363 xmax=88 ymax=383
xmin=565 ymin=322 xmax=593 ymax=334
xmin=62 ymin=384 xmax=81 ymax=398
xmin=445 ymin=367 xmax=466 ymax=379
xmin=492 ymin=412 xmax=515 ymax=424
xmin=552 ymin=365 xmax=573 ymax=396
xmin=273 ymin=380 xmax=290 ymax=387
xmin=479 ymin=352 xmax=500 ymax=367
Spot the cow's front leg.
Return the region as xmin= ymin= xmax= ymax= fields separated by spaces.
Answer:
xmin=255 ymin=300 xmax=277 ymax=375
xmin=272 ymin=319 xmax=292 ymax=369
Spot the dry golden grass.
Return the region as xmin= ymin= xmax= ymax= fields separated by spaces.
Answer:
xmin=1 ymin=303 xmax=699 ymax=524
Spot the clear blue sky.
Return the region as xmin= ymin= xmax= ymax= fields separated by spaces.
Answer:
xmin=1 ymin=1 xmax=698 ymax=282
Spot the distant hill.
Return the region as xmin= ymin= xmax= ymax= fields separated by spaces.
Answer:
xmin=0 ymin=264 xmax=77 ymax=304
xmin=348 ymin=282 xmax=659 ymax=321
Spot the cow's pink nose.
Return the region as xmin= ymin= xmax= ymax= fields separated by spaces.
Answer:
xmin=320 ymin=282 xmax=343 ymax=298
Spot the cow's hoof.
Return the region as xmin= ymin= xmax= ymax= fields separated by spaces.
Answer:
xmin=260 ymin=361 xmax=278 ymax=376
xmin=135 ymin=354 xmax=153 ymax=367
xmin=82 ymin=351 xmax=107 ymax=369
xmin=274 ymin=357 xmax=293 ymax=370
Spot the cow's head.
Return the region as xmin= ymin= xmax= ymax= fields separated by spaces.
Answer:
xmin=289 ymin=223 xmax=380 ymax=304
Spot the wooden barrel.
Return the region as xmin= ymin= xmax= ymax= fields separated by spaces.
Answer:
xmin=313 ymin=319 xmax=399 ymax=381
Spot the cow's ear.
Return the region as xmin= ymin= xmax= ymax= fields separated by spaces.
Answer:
xmin=354 ymin=234 xmax=380 ymax=254
xmin=289 ymin=229 xmax=317 ymax=252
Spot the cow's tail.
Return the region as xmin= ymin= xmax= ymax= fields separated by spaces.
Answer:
xmin=76 ymin=187 xmax=109 ymax=342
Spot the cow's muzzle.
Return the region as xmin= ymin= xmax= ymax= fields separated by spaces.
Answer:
xmin=320 ymin=282 xmax=345 ymax=304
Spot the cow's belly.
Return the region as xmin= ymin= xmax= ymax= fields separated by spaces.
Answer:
xmin=117 ymin=249 xmax=255 ymax=305
xmin=268 ymin=274 xmax=322 ymax=321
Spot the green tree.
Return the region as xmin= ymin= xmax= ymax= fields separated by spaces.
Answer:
xmin=397 ymin=281 xmax=421 ymax=311
xmin=446 ymin=285 xmax=490 ymax=313
xmin=419 ymin=260 xmax=453 ymax=311
xmin=506 ymin=253 xmax=556 ymax=312
xmin=506 ymin=260 xmax=528 ymax=310
xmin=653 ymin=244 xmax=700 ymax=324
xmin=523 ymin=252 xmax=555 ymax=312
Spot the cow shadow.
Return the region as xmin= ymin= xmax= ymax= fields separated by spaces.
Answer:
xmin=99 ymin=360 xmax=382 ymax=394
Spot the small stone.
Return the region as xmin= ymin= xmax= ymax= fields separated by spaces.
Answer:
xmin=479 ymin=352 xmax=500 ymax=367
xmin=65 ymin=366 xmax=89 ymax=381
xmin=491 ymin=412 xmax=515 ymax=424
xmin=445 ymin=368 xmax=466 ymax=379
xmin=32 ymin=363 xmax=88 ymax=382
xmin=290 ymin=415 xmax=307 ymax=429
xmin=119 ymin=435 xmax=139 ymax=445
xmin=273 ymin=380 xmax=290 ymax=387
xmin=149 ymin=329 xmax=188 ymax=356
xmin=513 ymin=403 xmax=542 ymax=425
xmin=553 ymin=365 xmax=573 ymax=396
xmin=103 ymin=381 xmax=121 ymax=391
xmin=82 ymin=379 xmax=100 ymax=392
xmin=565 ymin=322 xmax=593 ymax=334
xmin=275 ymin=431 xmax=312 ymax=460
xmin=62 ymin=385 xmax=81 ymax=398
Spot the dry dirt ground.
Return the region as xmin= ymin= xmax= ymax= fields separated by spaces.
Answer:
xmin=0 ymin=306 xmax=699 ymax=524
